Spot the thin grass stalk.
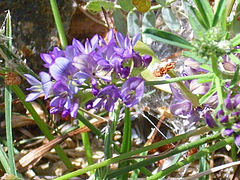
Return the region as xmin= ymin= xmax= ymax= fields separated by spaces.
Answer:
xmin=49 ymin=0 xmax=68 ymax=49
xmin=147 ymin=137 xmax=234 ymax=179
xmin=78 ymin=111 xmax=94 ymax=174
xmin=76 ymin=111 xmax=152 ymax=177
xmin=55 ymin=127 xmax=214 ymax=180
xmin=11 ymin=85 xmax=73 ymax=169
xmin=5 ymin=10 xmax=17 ymax=176
xmin=119 ymin=107 xmax=131 ymax=180
xmin=0 ymin=144 xmax=11 ymax=174
xmin=106 ymin=133 xmax=221 ymax=179
xmin=199 ymin=141 xmax=209 ymax=180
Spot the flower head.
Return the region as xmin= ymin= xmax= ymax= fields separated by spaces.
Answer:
xmin=120 ymin=77 xmax=144 ymax=107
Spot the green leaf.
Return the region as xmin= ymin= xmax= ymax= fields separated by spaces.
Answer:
xmin=200 ymin=64 xmax=213 ymax=72
xmin=182 ymin=51 xmax=207 ymax=63
xmin=118 ymin=0 xmax=134 ymax=12
xmin=229 ymin=64 xmax=240 ymax=88
xmin=162 ymin=7 xmax=180 ymax=31
xmin=199 ymin=88 xmax=216 ymax=105
xmin=212 ymin=0 xmax=226 ymax=27
xmin=182 ymin=1 xmax=207 ymax=36
xmin=231 ymin=33 xmax=240 ymax=47
xmin=193 ymin=0 xmax=214 ymax=28
xmin=86 ymin=0 xmax=114 ymax=13
xmin=127 ymin=11 xmax=140 ymax=37
xmin=143 ymin=28 xmax=193 ymax=49
xmin=142 ymin=11 xmax=156 ymax=44
xmin=113 ymin=8 xmax=127 ymax=36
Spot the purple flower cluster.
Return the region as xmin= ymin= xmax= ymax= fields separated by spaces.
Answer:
xmin=205 ymin=92 xmax=240 ymax=147
xmin=24 ymin=30 xmax=152 ymax=118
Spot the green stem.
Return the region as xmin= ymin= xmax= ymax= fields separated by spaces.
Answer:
xmin=147 ymin=137 xmax=234 ymax=180
xmin=119 ymin=107 xmax=131 ymax=180
xmin=11 ymin=85 xmax=73 ymax=169
xmin=5 ymin=10 xmax=17 ymax=176
xmin=145 ymin=73 xmax=214 ymax=86
xmin=167 ymin=70 xmax=200 ymax=107
xmin=50 ymin=0 xmax=68 ymax=49
xmin=211 ymin=54 xmax=224 ymax=108
xmin=55 ymin=127 xmax=211 ymax=180
xmin=78 ymin=111 xmax=94 ymax=174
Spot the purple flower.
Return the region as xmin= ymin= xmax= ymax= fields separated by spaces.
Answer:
xmin=235 ymin=135 xmax=240 ymax=147
xmin=223 ymin=129 xmax=234 ymax=136
xmin=50 ymin=81 xmax=79 ymax=118
xmin=73 ymin=34 xmax=100 ymax=55
xmin=40 ymin=47 xmax=64 ymax=68
xmin=223 ymin=122 xmax=240 ymax=147
xmin=204 ymin=111 xmax=217 ymax=128
xmin=49 ymin=57 xmax=77 ymax=82
xmin=91 ymin=85 xmax=120 ymax=112
xmin=120 ymin=77 xmax=144 ymax=107
xmin=24 ymin=72 xmax=52 ymax=101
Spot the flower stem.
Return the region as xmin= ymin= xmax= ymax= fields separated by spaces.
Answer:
xmin=50 ymin=0 xmax=68 ymax=49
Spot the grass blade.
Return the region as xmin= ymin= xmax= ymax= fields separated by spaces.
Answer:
xmin=78 ymin=111 xmax=94 ymax=174
xmin=5 ymin=10 xmax=17 ymax=176
xmin=118 ymin=107 xmax=131 ymax=179
xmin=54 ymin=126 xmax=211 ymax=179
xmin=106 ymin=133 xmax=220 ymax=179
xmin=0 ymin=144 xmax=11 ymax=173
xmin=147 ymin=137 xmax=233 ymax=179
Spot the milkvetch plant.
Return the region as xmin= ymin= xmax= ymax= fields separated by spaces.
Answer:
xmin=3 ymin=0 xmax=240 ymax=179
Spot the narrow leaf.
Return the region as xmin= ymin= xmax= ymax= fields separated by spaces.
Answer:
xmin=162 ymin=7 xmax=180 ymax=31
xmin=127 ymin=11 xmax=140 ymax=37
xmin=182 ymin=1 xmax=207 ymax=36
xmin=229 ymin=64 xmax=240 ymax=88
xmin=229 ymin=53 xmax=240 ymax=64
xmin=143 ymin=28 xmax=193 ymax=49
xmin=199 ymin=88 xmax=216 ymax=105
xmin=182 ymin=51 xmax=207 ymax=63
xmin=193 ymin=0 xmax=214 ymax=28
xmin=231 ymin=33 xmax=240 ymax=47
xmin=212 ymin=0 xmax=226 ymax=27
